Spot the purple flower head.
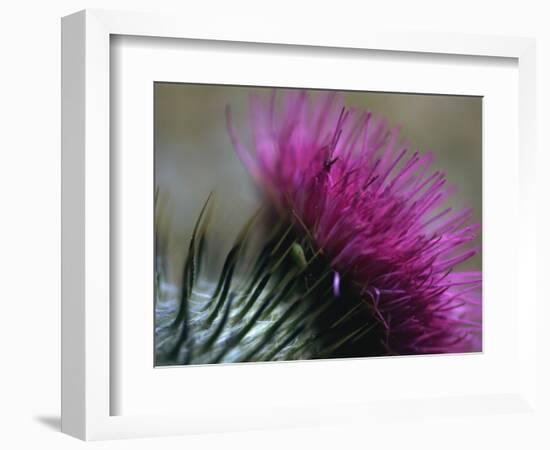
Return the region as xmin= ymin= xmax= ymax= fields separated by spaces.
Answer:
xmin=227 ymin=90 xmax=482 ymax=355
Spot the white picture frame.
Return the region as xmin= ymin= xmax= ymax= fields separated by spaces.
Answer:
xmin=61 ymin=9 xmax=538 ymax=441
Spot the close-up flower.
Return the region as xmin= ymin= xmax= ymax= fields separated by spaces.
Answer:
xmin=227 ymin=90 xmax=482 ymax=355
xmin=155 ymin=85 xmax=482 ymax=365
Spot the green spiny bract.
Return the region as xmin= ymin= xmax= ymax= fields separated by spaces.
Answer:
xmin=155 ymin=194 xmax=379 ymax=366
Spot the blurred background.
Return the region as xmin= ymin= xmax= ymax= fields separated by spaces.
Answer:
xmin=155 ymin=83 xmax=482 ymax=282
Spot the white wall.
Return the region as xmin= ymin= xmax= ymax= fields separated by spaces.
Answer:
xmin=0 ymin=1 xmax=548 ymax=449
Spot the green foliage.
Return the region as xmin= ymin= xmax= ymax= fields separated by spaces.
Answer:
xmin=155 ymin=194 xmax=381 ymax=366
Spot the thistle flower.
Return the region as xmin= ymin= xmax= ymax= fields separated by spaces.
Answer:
xmin=227 ymin=90 xmax=482 ymax=355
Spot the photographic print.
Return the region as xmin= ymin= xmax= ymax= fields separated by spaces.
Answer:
xmin=154 ymin=84 xmax=482 ymax=366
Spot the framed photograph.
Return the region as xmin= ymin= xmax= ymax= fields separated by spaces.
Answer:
xmin=61 ymin=9 xmax=538 ymax=441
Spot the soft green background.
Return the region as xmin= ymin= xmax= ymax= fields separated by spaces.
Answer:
xmin=155 ymin=83 xmax=482 ymax=279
